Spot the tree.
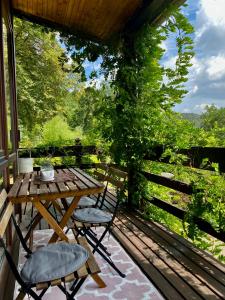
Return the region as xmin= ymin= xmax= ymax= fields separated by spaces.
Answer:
xmin=14 ymin=18 xmax=78 ymax=133
xmin=201 ymin=105 xmax=225 ymax=130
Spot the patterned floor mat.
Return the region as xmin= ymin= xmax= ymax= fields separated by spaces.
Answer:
xmin=14 ymin=228 xmax=164 ymax=300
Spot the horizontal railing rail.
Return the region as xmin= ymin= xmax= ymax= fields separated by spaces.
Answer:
xmin=145 ymin=196 xmax=225 ymax=242
xmin=144 ymin=146 xmax=225 ymax=173
xmin=18 ymin=144 xmax=225 ymax=242
xmin=18 ymin=145 xmax=98 ymax=158
xmin=140 ymin=170 xmax=193 ymax=194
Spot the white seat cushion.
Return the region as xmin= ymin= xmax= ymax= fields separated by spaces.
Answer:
xmin=74 ymin=208 xmax=112 ymax=223
xmin=21 ymin=243 xmax=89 ymax=284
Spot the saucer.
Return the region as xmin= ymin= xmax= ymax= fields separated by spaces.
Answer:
xmin=40 ymin=177 xmax=54 ymax=182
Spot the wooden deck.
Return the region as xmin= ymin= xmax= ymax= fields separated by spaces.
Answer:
xmin=100 ymin=191 xmax=225 ymax=300
xmin=20 ymin=191 xmax=225 ymax=300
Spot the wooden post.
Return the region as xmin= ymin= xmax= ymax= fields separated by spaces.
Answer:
xmin=74 ymin=138 xmax=82 ymax=166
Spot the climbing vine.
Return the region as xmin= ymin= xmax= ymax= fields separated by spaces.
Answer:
xmin=60 ymin=5 xmax=194 ymax=206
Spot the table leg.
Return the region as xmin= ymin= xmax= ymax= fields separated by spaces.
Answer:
xmin=34 ymin=201 xmax=69 ymax=242
xmin=24 ymin=201 xmax=50 ymax=243
xmin=48 ymin=196 xmax=81 ymax=243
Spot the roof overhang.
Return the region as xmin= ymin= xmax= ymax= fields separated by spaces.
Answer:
xmin=12 ymin=0 xmax=185 ymax=43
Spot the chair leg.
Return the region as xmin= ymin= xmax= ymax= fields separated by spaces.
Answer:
xmin=85 ymin=229 xmax=111 ymax=256
xmin=27 ymin=288 xmax=43 ymax=300
xmin=15 ymin=290 xmax=26 ymax=300
xmin=91 ymin=274 xmax=106 ymax=288
xmin=69 ymin=277 xmax=87 ymax=299
xmin=91 ymin=226 xmax=109 ymax=254
xmin=39 ymin=288 xmax=48 ymax=297
xmin=59 ymin=277 xmax=87 ymax=299
xmin=86 ymin=235 xmax=126 ymax=278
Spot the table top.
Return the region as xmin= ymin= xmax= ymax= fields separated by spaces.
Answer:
xmin=8 ymin=168 xmax=104 ymax=203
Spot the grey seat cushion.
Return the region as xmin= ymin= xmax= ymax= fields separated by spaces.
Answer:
xmin=21 ymin=243 xmax=89 ymax=284
xmin=78 ymin=196 xmax=96 ymax=207
xmin=74 ymin=208 xmax=113 ymax=223
xmin=66 ymin=196 xmax=96 ymax=207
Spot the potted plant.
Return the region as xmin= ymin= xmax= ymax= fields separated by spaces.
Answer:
xmin=18 ymin=149 xmax=33 ymax=173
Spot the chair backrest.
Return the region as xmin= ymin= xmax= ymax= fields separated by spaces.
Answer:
xmin=99 ymin=166 xmax=127 ymax=214
xmin=93 ymin=163 xmax=109 ymax=182
xmin=0 ymin=189 xmax=33 ymax=287
xmin=0 ymin=189 xmax=14 ymax=241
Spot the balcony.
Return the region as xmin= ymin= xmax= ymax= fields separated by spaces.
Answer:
xmin=6 ymin=144 xmax=225 ymax=300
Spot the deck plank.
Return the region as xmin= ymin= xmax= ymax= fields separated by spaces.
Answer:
xmin=112 ymin=209 xmax=225 ymax=300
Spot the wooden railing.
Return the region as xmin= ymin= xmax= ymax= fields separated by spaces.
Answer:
xmin=142 ymin=146 xmax=225 ymax=243
xmin=144 ymin=146 xmax=225 ymax=172
xmin=18 ymin=144 xmax=98 ymax=164
xmin=18 ymin=144 xmax=225 ymax=242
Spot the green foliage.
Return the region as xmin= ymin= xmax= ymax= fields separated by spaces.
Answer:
xmin=40 ymin=115 xmax=77 ymax=147
xmin=59 ymin=6 xmax=194 ymax=206
xmin=15 ymin=18 xmax=79 ymax=133
xmin=201 ymin=105 xmax=225 ymax=130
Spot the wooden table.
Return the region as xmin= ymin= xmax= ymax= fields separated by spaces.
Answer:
xmin=8 ymin=168 xmax=105 ymax=243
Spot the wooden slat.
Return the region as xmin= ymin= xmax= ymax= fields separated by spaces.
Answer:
xmin=155 ymin=221 xmax=225 ymax=274
xmin=116 ymin=214 xmax=221 ymax=299
xmin=141 ymin=171 xmax=193 ymax=194
xmin=74 ymin=168 xmax=103 ymax=187
xmin=29 ymin=171 xmax=38 ymax=195
xmin=65 ymin=180 xmax=78 ymax=191
xmin=146 ymin=196 xmax=225 ymax=243
xmin=76 ymin=264 xmax=88 ymax=278
xmin=48 ymin=182 xmax=59 ymax=193
xmin=8 ymin=174 xmax=24 ymax=198
xmin=64 ymin=273 xmax=75 ymax=283
xmin=39 ymin=183 xmax=49 ymax=195
xmin=15 ymin=291 xmax=26 ymax=300
xmin=0 ymin=189 xmax=7 ymax=211
xmin=56 ymin=181 xmax=69 ymax=193
xmin=69 ymin=168 xmax=88 ymax=190
xmin=131 ymin=212 xmax=225 ymax=284
xmin=50 ymin=278 xmax=61 ymax=287
xmin=109 ymin=167 xmax=127 ymax=179
xmin=71 ymin=169 xmax=96 ymax=188
xmin=93 ymin=171 xmax=123 ymax=188
xmin=36 ymin=282 xmax=49 ymax=291
xmin=0 ymin=202 xmax=14 ymax=238
xmin=112 ymin=224 xmax=182 ymax=299
xmin=18 ymin=173 xmax=31 ymax=197
xmin=114 ymin=210 xmax=225 ymax=299
xmin=9 ymin=186 xmax=105 ymax=204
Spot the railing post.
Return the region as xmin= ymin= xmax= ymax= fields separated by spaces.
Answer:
xmin=127 ymin=167 xmax=140 ymax=208
xmin=74 ymin=138 xmax=82 ymax=166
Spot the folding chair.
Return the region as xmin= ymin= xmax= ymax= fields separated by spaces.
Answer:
xmin=68 ymin=164 xmax=109 ymax=209
xmin=0 ymin=189 xmax=105 ymax=300
xmin=71 ymin=167 xmax=127 ymax=279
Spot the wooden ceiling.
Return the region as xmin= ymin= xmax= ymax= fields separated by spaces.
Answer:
xmin=11 ymin=0 xmax=184 ymax=42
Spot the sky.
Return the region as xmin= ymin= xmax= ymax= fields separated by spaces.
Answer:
xmin=82 ymin=0 xmax=225 ymax=114
xmin=167 ymin=0 xmax=225 ymax=114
